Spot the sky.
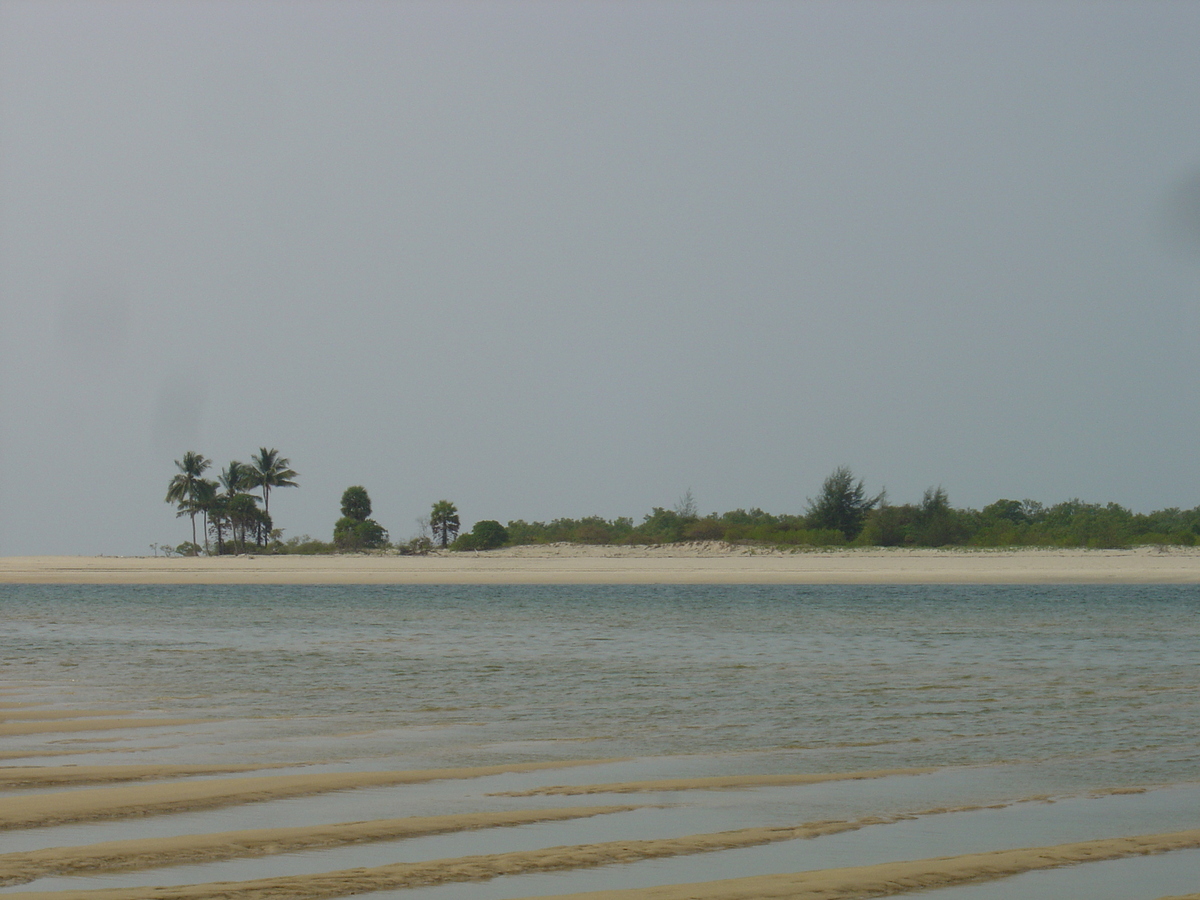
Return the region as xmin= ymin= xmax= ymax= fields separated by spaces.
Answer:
xmin=2 ymin=1 xmax=1200 ymax=556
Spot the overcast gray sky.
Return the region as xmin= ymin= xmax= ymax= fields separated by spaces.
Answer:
xmin=2 ymin=1 xmax=1199 ymax=556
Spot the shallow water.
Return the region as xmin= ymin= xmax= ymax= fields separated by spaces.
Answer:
xmin=2 ymin=583 xmax=1199 ymax=897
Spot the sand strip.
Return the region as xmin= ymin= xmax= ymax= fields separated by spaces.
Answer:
xmin=0 ymin=719 xmax=208 ymax=738
xmin=0 ymin=751 xmax=132 ymax=762
xmin=0 ymin=711 xmax=129 ymax=722
xmin=0 ymin=759 xmax=624 ymax=829
xmin=521 ymin=829 xmax=1200 ymax=900
xmin=6 ymin=825 xmax=1200 ymax=900
xmin=0 ymin=765 xmax=288 ymax=790
xmin=0 ymin=805 xmax=638 ymax=886
xmin=4 ymin=548 xmax=1200 ymax=584
xmin=492 ymin=767 xmax=935 ymax=796
xmin=2 ymin=803 xmax=1012 ymax=886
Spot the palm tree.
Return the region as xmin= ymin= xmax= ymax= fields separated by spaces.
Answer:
xmin=249 ymin=448 xmax=298 ymax=516
xmin=430 ymin=500 xmax=460 ymax=549
xmin=207 ymin=493 xmax=230 ymax=555
xmin=165 ymin=452 xmax=211 ymax=552
xmin=191 ymin=479 xmax=218 ymax=555
xmin=219 ymin=462 xmax=255 ymax=552
xmin=220 ymin=460 xmax=253 ymax=498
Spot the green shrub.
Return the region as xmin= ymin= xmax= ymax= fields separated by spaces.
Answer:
xmin=333 ymin=516 xmax=389 ymax=550
xmin=453 ymin=519 xmax=509 ymax=551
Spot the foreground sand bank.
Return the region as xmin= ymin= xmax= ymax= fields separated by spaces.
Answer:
xmin=5 ymin=691 xmax=1199 ymax=899
xmin=3 ymin=545 xmax=1200 ymax=584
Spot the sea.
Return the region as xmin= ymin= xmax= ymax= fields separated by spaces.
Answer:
xmin=2 ymin=583 xmax=1199 ymax=898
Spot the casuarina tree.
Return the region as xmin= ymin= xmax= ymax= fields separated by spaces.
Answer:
xmin=806 ymin=466 xmax=881 ymax=541
xmin=430 ymin=500 xmax=460 ymax=549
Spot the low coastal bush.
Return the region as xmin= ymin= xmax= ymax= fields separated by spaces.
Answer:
xmin=453 ymin=519 xmax=509 ymax=551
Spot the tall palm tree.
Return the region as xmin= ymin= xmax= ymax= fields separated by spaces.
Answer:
xmin=165 ymin=452 xmax=211 ymax=552
xmin=191 ymin=479 xmax=218 ymax=555
xmin=249 ymin=448 xmax=298 ymax=515
xmin=219 ymin=461 xmax=254 ymax=553
xmin=220 ymin=460 xmax=252 ymax=497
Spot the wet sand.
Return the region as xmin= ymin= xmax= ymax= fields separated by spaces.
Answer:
xmin=491 ymin=768 xmax=937 ymax=796
xmin=0 ymin=759 xmax=624 ymax=830
xmin=3 ymin=695 xmax=1198 ymax=899
xmin=3 ymin=545 xmax=1200 ymax=584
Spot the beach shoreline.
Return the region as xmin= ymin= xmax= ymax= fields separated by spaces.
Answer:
xmin=3 ymin=545 xmax=1200 ymax=584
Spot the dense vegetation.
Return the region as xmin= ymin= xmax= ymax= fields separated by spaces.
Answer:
xmin=166 ymin=456 xmax=1200 ymax=555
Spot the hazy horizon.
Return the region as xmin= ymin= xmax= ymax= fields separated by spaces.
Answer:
xmin=3 ymin=1 xmax=1200 ymax=556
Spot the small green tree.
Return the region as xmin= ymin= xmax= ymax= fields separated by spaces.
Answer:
xmin=227 ymin=493 xmax=262 ymax=553
xmin=340 ymin=486 xmax=372 ymax=521
xmin=430 ymin=500 xmax=460 ymax=549
xmin=333 ymin=517 xmax=389 ymax=550
xmin=333 ymin=486 xmax=387 ymax=550
xmin=806 ymin=466 xmax=881 ymax=541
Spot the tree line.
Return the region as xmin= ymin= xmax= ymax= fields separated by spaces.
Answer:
xmin=168 ymin=458 xmax=1200 ymax=554
xmin=505 ymin=469 xmax=1200 ymax=550
xmin=164 ymin=449 xmax=298 ymax=555
xmin=164 ymin=454 xmax=471 ymax=555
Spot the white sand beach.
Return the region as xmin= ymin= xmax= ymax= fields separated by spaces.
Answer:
xmin=2 ymin=545 xmax=1200 ymax=584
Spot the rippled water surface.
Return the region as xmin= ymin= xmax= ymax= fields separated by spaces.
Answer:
xmin=2 ymin=583 xmax=1197 ymax=784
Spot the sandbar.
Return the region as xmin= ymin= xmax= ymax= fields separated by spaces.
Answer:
xmin=493 ymin=767 xmax=936 ymax=796
xmin=0 ymin=805 xmax=638 ymax=886
xmin=0 ymin=718 xmax=208 ymax=738
xmin=4 ymin=545 xmax=1200 ymax=584
xmin=0 ymin=759 xmax=623 ymax=830
xmin=6 ymin=827 xmax=1200 ymax=900
xmin=0 ymin=764 xmax=285 ymax=790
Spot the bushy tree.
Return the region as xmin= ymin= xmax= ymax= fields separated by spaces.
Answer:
xmin=453 ymin=519 xmax=509 ymax=551
xmin=334 ymin=486 xmax=387 ymax=550
xmin=430 ymin=500 xmax=460 ymax=549
xmin=333 ymin=516 xmax=389 ymax=550
xmin=910 ymin=486 xmax=965 ymax=546
xmin=806 ymin=467 xmax=881 ymax=540
xmin=340 ymin=486 xmax=372 ymax=521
